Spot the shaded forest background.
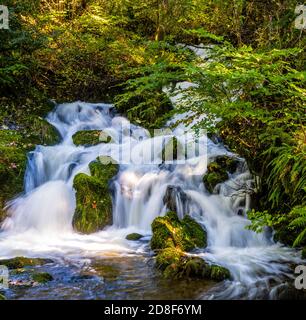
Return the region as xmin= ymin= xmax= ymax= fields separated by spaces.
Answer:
xmin=0 ymin=0 xmax=305 ymax=249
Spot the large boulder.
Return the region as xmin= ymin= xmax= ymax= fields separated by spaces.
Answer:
xmin=73 ymin=156 xmax=119 ymax=234
xmin=151 ymin=211 xmax=231 ymax=281
xmin=151 ymin=211 xmax=207 ymax=251
xmin=155 ymin=247 xmax=230 ymax=281
xmin=72 ymin=130 xmax=111 ymax=146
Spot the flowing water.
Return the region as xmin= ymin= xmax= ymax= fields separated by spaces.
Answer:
xmin=0 ymin=101 xmax=303 ymax=300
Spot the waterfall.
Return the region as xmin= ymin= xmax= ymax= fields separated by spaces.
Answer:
xmin=0 ymin=101 xmax=302 ymax=299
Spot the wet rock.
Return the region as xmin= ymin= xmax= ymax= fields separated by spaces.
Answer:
xmin=151 ymin=211 xmax=230 ymax=281
xmin=163 ymin=185 xmax=189 ymax=213
xmin=214 ymin=155 xmax=239 ymax=174
xmin=126 ymin=233 xmax=143 ymax=241
xmin=203 ymin=162 xmax=229 ymax=193
xmin=32 ymin=272 xmax=53 ymax=283
xmin=72 ymin=130 xmax=111 ymax=146
xmin=0 ymin=257 xmax=53 ymax=269
xmin=28 ymin=117 xmax=60 ymax=146
xmin=203 ymin=156 xmax=239 ymax=194
xmin=155 ymin=248 xmax=231 ymax=281
xmin=209 ymin=265 xmax=231 ymax=281
xmin=151 ymin=211 xmax=207 ymax=252
xmin=73 ymin=156 xmax=119 ymax=234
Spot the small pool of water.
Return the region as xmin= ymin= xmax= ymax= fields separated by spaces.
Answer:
xmin=4 ymin=254 xmax=216 ymax=300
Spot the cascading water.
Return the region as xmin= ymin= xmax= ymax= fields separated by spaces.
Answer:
xmin=0 ymin=101 xmax=303 ymax=299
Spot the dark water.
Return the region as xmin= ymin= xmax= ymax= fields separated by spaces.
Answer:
xmin=4 ymin=254 xmax=215 ymax=300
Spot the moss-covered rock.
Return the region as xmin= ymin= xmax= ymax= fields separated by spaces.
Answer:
xmin=155 ymin=248 xmax=231 ymax=281
xmin=203 ymin=162 xmax=228 ymax=193
xmin=73 ymin=156 xmax=119 ymax=234
xmin=28 ymin=117 xmax=60 ymax=146
xmin=126 ymin=233 xmax=143 ymax=241
xmin=203 ymin=156 xmax=239 ymax=194
xmin=72 ymin=130 xmax=111 ymax=146
xmin=151 ymin=211 xmax=230 ymax=281
xmin=214 ymin=155 xmax=239 ymax=174
xmin=32 ymin=272 xmax=53 ymax=283
xmin=151 ymin=211 xmax=207 ymax=251
xmin=209 ymin=264 xmax=231 ymax=281
xmin=0 ymin=257 xmax=53 ymax=269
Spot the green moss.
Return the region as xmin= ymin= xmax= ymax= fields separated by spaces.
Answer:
xmin=73 ymin=157 xmax=119 ymax=234
xmin=126 ymin=233 xmax=143 ymax=241
xmin=0 ymin=293 xmax=6 ymax=300
xmin=27 ymin=117 xmax=60 ymax=146
xmin=151 ymin=211 xmax=207 ymax=251
xmin=155 ymin=249 xmax=230 ymax=281
xmin=209 ymin=265 xmax=231 ymax=281
xmin=302 ymin=247 xmax=306 ymax=260
xmin=203 ymin=161 xmax=229 ymax=193
xmin=0 ymin=257 xmax=53 ymax=269
xmin=215 ymin=155 xmax=239 ymax=174
xmin=181 ymin=215 xmax=207 ymax=249
xmin=0 ymin=131 xmax=28 ymax=221
xmin=0 ymin=122 xmax=59 ymax=222
xmin=32 ymin=272 xmax=53 ymax=283
xmin=72 ymin=130 xmax=111 ymax=146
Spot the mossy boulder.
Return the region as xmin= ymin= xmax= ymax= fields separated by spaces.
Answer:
xmin=155 ymin=248 xmax=231 ymax=281
xmin=28 ymin=117 xmax=60 ymax=146
xmin=151 ymin=211 xmax=207 ymax=252
xmin=0 ymin=257 xmax=53 ymax=269
xmin=214 ymin=155 xmax=239 ymax=174
xmin=126 ymin=233 xmax=143 ymax=241
xmin=32 ymin=272 xmax=53 ymax=283
xmin=209 ymin=264 xmax=231 ymax=281
xmin=72 ymin=130 xmax=111 ymax=146
xmin=73 ymin=156 xmax=119 ymax=234
xmin=203 ymin=156 xmax=239 ymax=193
xmin=151 ymin=211 xmax=230 ymax=281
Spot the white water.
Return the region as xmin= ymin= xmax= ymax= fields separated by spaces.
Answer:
xmin=0 ymin=101 xmax=303 ymax=299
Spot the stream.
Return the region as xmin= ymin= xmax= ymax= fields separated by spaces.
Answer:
xmin=0 ymin=101 xmax=303 ymax=300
